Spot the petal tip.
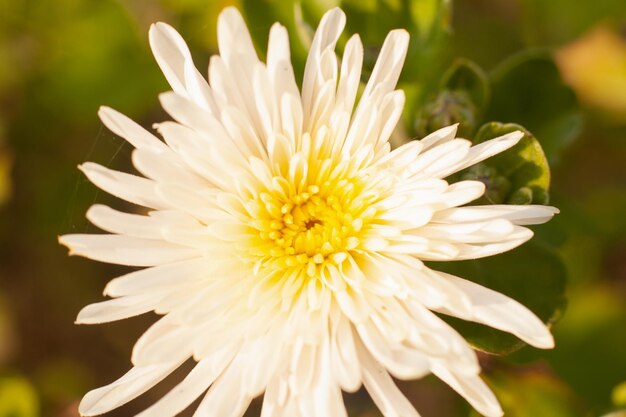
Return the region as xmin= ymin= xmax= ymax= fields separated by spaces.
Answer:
xmin=533 ymin=330 xmax=556 ymax=349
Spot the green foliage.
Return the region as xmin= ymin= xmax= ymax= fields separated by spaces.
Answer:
xmin=441 ymin=58 xmax=490 ymax=110
xmin=34 ymin=0 xmax=165 ymax=124
xmin=487 ymin=51 xmax=583 ymax=163
xmin=0 ymin=376 xmax=39 ymax=417
xmin=471 ymin=122 xmax=551 ymax=205
xmin=434 ymin=242 xmax=567 ymax=355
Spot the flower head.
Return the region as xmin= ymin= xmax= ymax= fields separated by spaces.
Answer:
xmin=60 ymin=7 xmax=558 ymax=417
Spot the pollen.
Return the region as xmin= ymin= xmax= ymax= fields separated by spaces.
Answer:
xmin=250 ymin=174 xmax=377 ymax=277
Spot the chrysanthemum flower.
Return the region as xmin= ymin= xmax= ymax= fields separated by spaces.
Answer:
xmin=60 ymin=7 xmax=558 ymax=417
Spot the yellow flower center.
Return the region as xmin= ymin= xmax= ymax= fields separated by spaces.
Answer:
xmin=249 ymin=175 xmax=378 ymax=277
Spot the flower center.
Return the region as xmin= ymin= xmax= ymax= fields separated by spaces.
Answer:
xmin=250 ymin=177 xmax=377 ymax=277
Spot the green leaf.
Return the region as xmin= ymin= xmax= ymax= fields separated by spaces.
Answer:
xmin=433 ymin=242 xmax=567 ymax=355
xmin=472 ymin=122 xmax=551 ymax=205
xmin=487 ymin=51 xmax=583 ymax=163
xmin=0 ymin=376 xmax=39 ymax=417
xmin=441 ymin=58 xmax=490 ymax=110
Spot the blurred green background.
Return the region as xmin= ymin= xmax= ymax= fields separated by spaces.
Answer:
xmin=1 ymin=0 xmax=626 ymax=416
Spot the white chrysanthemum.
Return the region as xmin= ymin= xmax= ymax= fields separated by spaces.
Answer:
xmin=60 ymin=7 xmax=558 ymax=417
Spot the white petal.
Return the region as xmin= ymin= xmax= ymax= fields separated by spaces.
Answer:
xmin=431 ymin=204 xmax=559 ymax=226
xmin=441 ymin=131 xmax=523 ymax=177
xmin=79 ymin=162 xmax=166 ymax=209
xmin=267 ymin=23 xmax=300 ymax=107
xmin=357 ymin=337 xmax=422 ymax=417
xmin=154 ymin=122 xmax=242 ymax=188
xmin=302 ymin=8 xmax=345 ymax=124
xmin=76 ymin=294 xmax=161 ymax=324
xmin=451 ymin=225 xmax=534 ymax=261
xmin=356 ymin=319 xmax=430 ymax=381
xmin=98 ymin=107 xmax=167 ymax=151
xmin=407 ymin=139 xmax=471 ymax=179
xmin=415 ymin=219 xmax=517 ymax=244
xmin=103 ymin=257 xmax=212 ymax=297
xmin=438 ymin=180 xmax=486 ymax=208
xmin=419 ymin=124 xmax=458 ymax=150
xmin=158 ymin=92 xmax=230 ymax=142
xmin=183 ymin=59 xmax=217 ymax=112
xmin=431 ymin=362 xmax=503 ymax=417
xmin=217 ymin=7 xmax=258 ymax=64
xmin=401 ymin=297 xmax=479 ymax=373
xmin=360 ymin=29 xmax=409 ymax=103
xmin=329 ymin=307 xmax=362 ymax=392
xmin=86 ymin=205 xmax=171 ymax=239
xmin=136 ymin=345 xmax=237 ymax=417
xmin=193 ymin=355 xmax=252 ymax=417
xmin=342 ymin=98 xmax=381 ymax=156
xmin=433 ymin=271 xmax=555 ymax=348
xmin=59 ymin=234 xmax=201 ymax=266
xmin=132 ymin=317 xmax=195 ymax=365
xmin=376 ymin=90 xmax=406 ymax=150
xmin=335 ymin=34 xmax=363 ymax=116
xmin=375 ymin=139 xmax=424 ymax=172
xmin=132 ymin=147 xmax=210 ymax=188
xmin=79 ymin=361 xmax=184 ymax=416
xmin=149 ymin=22 xmax=193 ymax=96
xmin=155 ymin=183 xmax=228 ymax=224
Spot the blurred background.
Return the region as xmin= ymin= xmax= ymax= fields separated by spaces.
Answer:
xmin=1 ymin=0 xmax=626 ymax=416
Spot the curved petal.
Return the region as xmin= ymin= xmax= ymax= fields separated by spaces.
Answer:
xmin=432 ymin=271 xmax=555 ymax=349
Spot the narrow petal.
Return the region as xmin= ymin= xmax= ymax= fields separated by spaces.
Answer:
xmin=78 ymin=162 xmax=166 ymax=209
xmin=301 ymin=8 xmax=345 ymax=124
xmin=132 ymin=147 xmax=210 ymax=188
xmin=193 ymin=355 xmax=252 ymax=417
xmin=357 ymin=336 xmax=422 ymax=417
xmin=360 ymin=29 xmax=409 ymax=103
xmin=431 ymin=362 xmax=503 ymax=417
xmin=217 ymin=7 xmax=258 ymax=64
xmin=98 ymin=107 xmax=167 ymax=151
xmin=103 ymin=257 xmax=212 ymax=297
xmin=149 ymin=22 xmax=193 ymax=96
xmin=86 ymin=205 xmax=182 ymax=239
xmin=418 ymin=124 xmax=458 ymax=150
xmin=76 ymin=294 xmax=162 ymax=324
xmin=136 ymin=345 xmax=237 ymax=417
xmin=407 ymin=139 xmax=471 ymax=179
xmin=441 ymin=131 xmax=523 ymax=177
xmin=58 ymin=234 xmax=201 ymax=266
xmin=433 ymin=271 xmax=555 ymax=348
xmin=79 ymin=361 xmax=185 ymax=416
xmin=132 ymin=317 xmax=195 ymax=365
xmin=431 ymin=204 xmax=559 ymax=226
xmin=267 ymin=23 xmax=300 ymax=106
